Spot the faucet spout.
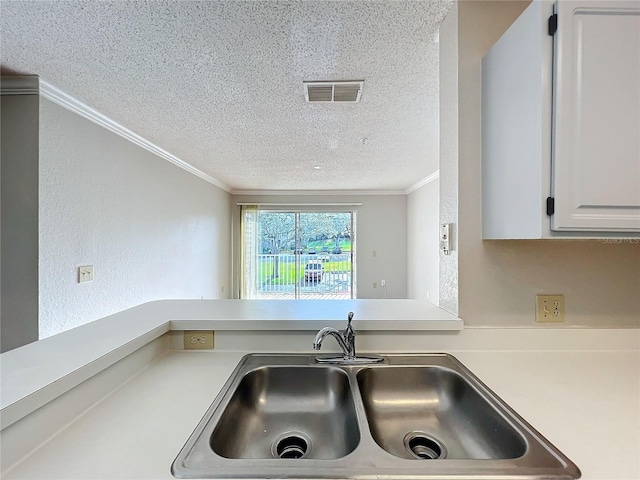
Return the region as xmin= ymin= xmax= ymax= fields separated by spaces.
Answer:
xmin=312 ymin=312 xmax=383 ymax=364
xmin=312 ymin=312 xmax=357 ymax=360
xmin=313 ymin=327 xmax=350 ymax=356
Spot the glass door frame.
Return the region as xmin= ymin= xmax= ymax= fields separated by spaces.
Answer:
xmin=244 ymin=207 xmax=357 ymax=299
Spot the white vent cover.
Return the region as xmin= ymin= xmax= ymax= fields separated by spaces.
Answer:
xmin=304 ymin=81 xmax=364 ymax=103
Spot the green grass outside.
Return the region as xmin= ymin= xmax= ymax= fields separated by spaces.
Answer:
xmin=259 ymin=260 xmax=352 ymax=285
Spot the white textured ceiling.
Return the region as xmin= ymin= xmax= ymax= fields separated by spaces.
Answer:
xmin=1 ymin=0 xmax=451 ymax=192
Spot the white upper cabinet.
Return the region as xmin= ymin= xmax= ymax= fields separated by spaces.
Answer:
xmin=552 ymin=1 xmax=640 ymax=232
xmin=482 ymin=0 xmax=640 ymax=239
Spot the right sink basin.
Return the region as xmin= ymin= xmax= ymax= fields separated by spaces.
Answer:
xmin=357 ymin=366 xmax=527 ymax=460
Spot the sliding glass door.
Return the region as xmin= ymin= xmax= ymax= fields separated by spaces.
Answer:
xmin=242 ymin=209 xmax=355 ymax=299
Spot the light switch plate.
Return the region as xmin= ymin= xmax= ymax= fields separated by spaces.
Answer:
xmin=536 ymin=294 xmax=565 ymax=323
xmin=184 ymin=331 xmax=215 ymax=350
xmin=78 ymin=265 xmax=94 ymax=283
xmin=440 ymin=223 xmax=452 ymax=255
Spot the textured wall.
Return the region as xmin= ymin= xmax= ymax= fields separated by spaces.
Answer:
xmin=39 ymin=98 xmax=231 ymax=338
xmin=231 ymin=194 xmax=408 ymax=299
xmin=457 ymin=0 xmax=640 ymax=327
xmin=407 ymin=180 xmax=439 ymax=302
xmin=1 ymin=93 xmax=40 ymax=351
xmin=439 ymin=3 xmax=459 ymax=315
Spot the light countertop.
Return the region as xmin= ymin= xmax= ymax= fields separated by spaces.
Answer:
xmin=2 ymin=329 xmax=638 ymax=480
xmin=0 ymin=299 xmax=462 ymax=429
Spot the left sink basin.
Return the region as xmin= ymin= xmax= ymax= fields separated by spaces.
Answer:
xmin=210 ymin=365 xmax=359 ymax=459
xmin=172 ymin=355 xmax=363 ymax=479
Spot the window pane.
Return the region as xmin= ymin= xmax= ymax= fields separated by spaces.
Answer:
xmin=298 ymin=212 xmax=353 ymax=299
xmin=256 ymin=212 xmax=296 ymax=298
xmin=242 ymin=210 xmax=355 ymax=299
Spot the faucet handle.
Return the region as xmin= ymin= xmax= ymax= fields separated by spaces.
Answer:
xmin=344 ymin=312 xmax=356 ymax=358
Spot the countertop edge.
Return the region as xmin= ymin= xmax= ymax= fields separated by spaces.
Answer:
xmin=0 ymin=299 xmax=463 ymax=427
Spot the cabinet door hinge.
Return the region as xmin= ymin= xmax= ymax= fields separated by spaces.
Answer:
xmin=548 ymin=14 xmax=558 ymax=35
xmin=546 ymin=197 xmax=555 ymax=216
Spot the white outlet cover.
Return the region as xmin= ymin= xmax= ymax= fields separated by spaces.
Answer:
xmin=78 ymin=265 xmax=94 ymax=283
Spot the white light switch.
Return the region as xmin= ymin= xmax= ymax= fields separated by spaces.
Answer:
xmin=78 ymin=265 xmax=94 ymax=283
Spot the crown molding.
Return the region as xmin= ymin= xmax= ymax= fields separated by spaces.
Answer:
xmin=37 ymin=79 xmax=232 ymax=192
xmin=231 ymin=189 xmax=407 ymax=196
xmin=405 ymin=170 xmax=440 ymax=194
xmin=0 ymin=75 xmax=40 ymax=95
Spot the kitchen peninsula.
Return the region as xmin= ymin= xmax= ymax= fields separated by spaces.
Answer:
xmin=0 ymin=300 xmax=638 ymax=480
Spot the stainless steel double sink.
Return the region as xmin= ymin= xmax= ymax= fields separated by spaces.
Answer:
xmin=172 ymin=354 xmax=580 ymax=479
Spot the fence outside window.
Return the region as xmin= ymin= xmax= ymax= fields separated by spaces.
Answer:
xmin=257 ymin=252 xmax=352 ymax=299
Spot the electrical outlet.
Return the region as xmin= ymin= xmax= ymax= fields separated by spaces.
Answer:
xmin=184 ymin=331 xmax=215 ymax=350
xmin=536 ymin=295 xmax=565 ymax=323
xmin=78 ymin=265 xmax=94 ymax=283
xmin=381 ymin=279 xmax=386 ymax=286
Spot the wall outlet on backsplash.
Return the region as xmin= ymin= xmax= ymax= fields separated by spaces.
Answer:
xmin=536 ymin=295 xmax=565 ymax=323
xmin=184 ymin=331 xmax=215 ymax=349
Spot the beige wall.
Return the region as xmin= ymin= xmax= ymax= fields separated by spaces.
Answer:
xmin=232 ymin=194 xmax=407 ymax=299
xmin=457 ymin=0 xmax=640 ymax=327
xmin=407 ymin=180 xmax=439 ymax=302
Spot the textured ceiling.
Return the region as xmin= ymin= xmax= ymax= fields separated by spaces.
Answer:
xmin=1 ymin=0 xmax=451 ymax=192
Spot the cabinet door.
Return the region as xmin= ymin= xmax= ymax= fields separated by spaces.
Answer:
xmin=482 ymin=1 xmax=552 ymax=239
xmin=552 ymin=0 xmax=640 ymax=232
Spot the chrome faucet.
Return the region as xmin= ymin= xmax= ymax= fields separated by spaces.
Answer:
xmin=313 ymin=311 xmax=357 ymax=360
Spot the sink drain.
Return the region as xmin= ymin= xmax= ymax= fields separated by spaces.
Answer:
xmin=403 ymin=432 xmax=447 ymax=460
xmin=271 ymin=432 xmax=311 ymax=459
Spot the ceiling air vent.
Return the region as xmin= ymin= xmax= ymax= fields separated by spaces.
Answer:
xmin=304 ymin=81 xmax=364 ymax=103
